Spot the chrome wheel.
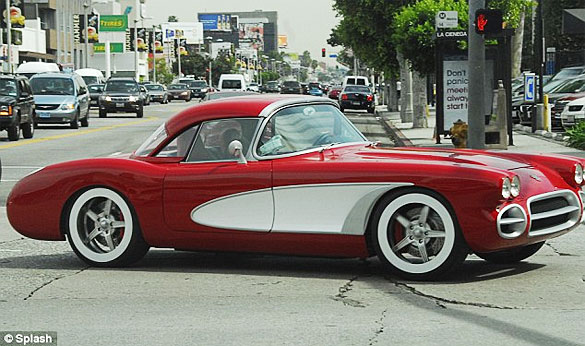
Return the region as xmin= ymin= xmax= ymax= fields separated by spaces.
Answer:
xmin=373 ymin=191 xmax=466 ymax=279
xmin=68 ymin=188 xmax=140 ymax=265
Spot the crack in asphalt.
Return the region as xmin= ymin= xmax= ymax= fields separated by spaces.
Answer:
xmin=332 ymin=275 xmax=366 ymax=308
xmin=367 ymin=308 xmax=388 ymax=345
xmin=393 ymin=281 xmax=518 ymax=310
xmin=24 ymin=267 xmax=89 ymax=301
xmin=546 ymin=243 xmax=576 ymax=257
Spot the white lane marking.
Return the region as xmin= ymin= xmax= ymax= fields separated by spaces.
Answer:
xmin=1 ymin=179 xmax=20 ymax=182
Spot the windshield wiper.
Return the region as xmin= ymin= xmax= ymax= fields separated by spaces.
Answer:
xmin=319 ymin=142 xmax=341 ymax=152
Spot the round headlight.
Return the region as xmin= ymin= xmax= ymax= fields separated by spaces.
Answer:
xmin=510 ymin=176 xmax=521 ymax=197
xmin=575 ymin=164 xmax=584 ymax=185
xmin=502 ymin=177 xmax=512 ymax=199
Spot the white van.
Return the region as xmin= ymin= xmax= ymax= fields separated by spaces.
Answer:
xmin=16 ymin=62 xmax=60 ymax=79
xmin=217 ymin=74 xmax=247 ymax=92
xmin=75 ymin=68 xmax=106 ymax=85
xmin=342 ymin=75 xmax=370 ymax=89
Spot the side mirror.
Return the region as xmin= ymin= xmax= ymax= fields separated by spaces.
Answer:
xmin=228 ymin=140 xmax=247 ymax=164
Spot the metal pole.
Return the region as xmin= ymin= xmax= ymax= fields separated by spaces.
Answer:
xmin=84 ymin=0 xmax=91 ymax=68
xmin=152 ymin=25 xmax=156 ymax=83
xmin=177 ymin=38 xmax=181 ymax=77
xmin=209 ymin=59 xmax=212 ymax=88
xmin=105 ymin=40 xmax=111 ymax=78
xmin=134 ymin=23 xmax=139 ymax=81
xmin=536 ymin=0 xmax=544 ymax=103
xmin=6 ymin=0 xmax=12 ymax=73
xmin=467 ymin=0 xmax=486 ymax=149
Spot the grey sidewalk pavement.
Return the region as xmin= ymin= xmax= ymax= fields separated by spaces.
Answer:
xmin=375 ymin=105 xmax=583 ymax=155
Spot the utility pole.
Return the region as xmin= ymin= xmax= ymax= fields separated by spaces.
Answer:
xmin=6 ymin=0 xmax=12 ymax=73
xmin=535 ymin=0 xmax=544 ymax=103
xmin=176 ymin=38 xmax=181 ymax=77
xmin=467 ymin=0 xmax=486 ymax=149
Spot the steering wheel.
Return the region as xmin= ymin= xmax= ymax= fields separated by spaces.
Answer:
xmin=312 ymin=132 xmax=335 ymax=146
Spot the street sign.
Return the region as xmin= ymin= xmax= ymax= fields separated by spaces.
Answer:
xmin=165 ymin=29 xmax=175 ymax=39
xmin=436 ymin=11 xmax=458 ymax=29
xmin=93 ymin=42 xmax=124 ymax=53
xmin=329 ymin=54 xmax=337 ymax=58
xmin=100 ymin=15 xmax=128 ymax=32
xmin=524 ymin=73 xmax=536 ymax=103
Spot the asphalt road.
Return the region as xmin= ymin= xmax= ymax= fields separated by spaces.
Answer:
xmin=1 ymin=101 xmax=585 ymax=346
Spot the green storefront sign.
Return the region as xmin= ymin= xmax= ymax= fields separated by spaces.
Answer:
xmin=93 ymin=42 xmax=124 ymax=53
xmin=100 ymin=15 xmax=128 ymax=31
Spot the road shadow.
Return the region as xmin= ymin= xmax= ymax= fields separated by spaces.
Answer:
xmin=0 ymin=249 xmax=546 ymax=283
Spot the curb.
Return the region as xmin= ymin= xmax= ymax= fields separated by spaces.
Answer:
xmin=375 ymin=110 xmax=414 ymax=147
xmin=512 ymin=125 xmax=569 ymax=144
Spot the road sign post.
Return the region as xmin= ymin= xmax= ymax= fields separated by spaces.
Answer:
xmin=524 ymin=72 xmax=537 ymax=132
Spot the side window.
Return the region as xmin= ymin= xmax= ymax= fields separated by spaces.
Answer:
xmin=186 ymin=118 xmax=259 ymax=162
xmin=25 ymin=80 xmax=33 ymax=95
xmin=156 ymin=126 xmax=199 ymax=158
xmin=18 ymin=80 xmax=27 ymax=95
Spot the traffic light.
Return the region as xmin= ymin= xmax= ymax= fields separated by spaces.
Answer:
xmin=321 ymin=48 xmax=326 ymax=57
xmin=474 ymin=9 xmax=503 ymax=35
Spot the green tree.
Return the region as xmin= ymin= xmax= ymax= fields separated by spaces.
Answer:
xmin=168 ymin=16 xmax=178 ymax=22
xmin=151 ymin=58 xmax=174 ymax=85
xmin=300 ymin=50 xmax=312 ymax=68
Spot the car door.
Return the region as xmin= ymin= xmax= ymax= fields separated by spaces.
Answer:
xmin=163 ymin=117 xmax=274 ymax=233
xmin=18 ymin=79 xmax=34 ymax=123
xmin=75 ymin=77 xmax=89 ymax=115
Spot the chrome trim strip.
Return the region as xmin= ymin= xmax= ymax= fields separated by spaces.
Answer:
xmin=527 ymin=189 xmax=581 ymax=237
xmin=496 ymin=203 xmax=527 ymax=239
xmin=579 ymin=191 xmax=585 ymax=223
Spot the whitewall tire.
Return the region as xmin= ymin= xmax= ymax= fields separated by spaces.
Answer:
xmin=372 ymin=189 xmax=468 ymax=280
xmin=67 ymin=188 xmax=149 ymax=266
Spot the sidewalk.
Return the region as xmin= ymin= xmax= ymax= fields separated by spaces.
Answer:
xmin=375 ymin=105 xmax=582 ymax=155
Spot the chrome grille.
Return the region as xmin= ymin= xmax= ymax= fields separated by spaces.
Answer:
xmin=528 ymin=190 xmax=581 ymax=237
xmin=111 ymin=97 xmax=129 ymax=102
xmin=36 ymin=104 xmax=59 ymax=110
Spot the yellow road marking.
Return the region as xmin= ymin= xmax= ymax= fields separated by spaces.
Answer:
xmin=0 ymin=116 xmax=159 ymax=150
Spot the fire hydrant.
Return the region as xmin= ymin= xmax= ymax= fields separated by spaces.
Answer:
xmin=450 ymin=119 xmax=468 ymax=148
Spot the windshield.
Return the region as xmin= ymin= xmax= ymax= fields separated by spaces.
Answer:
xmin=82 ymin=76 xmax=98 ymax=85
xmin=30 ymin=78 xmax=75 ymax=95
xmin=0 ymin=79 xmax=17 ymax=97
xmin=135 ymin=124 xmax=168 ymax=156
xmin=344 ymin=86 xmax=371 ymax=93
xmin=283 ymin=81 xmax=299 ymax=87
xmin=88 ymin=85 xmax=103 ymax=92
xmin=553 ymin=79 xmax=585 ymax=93
xmin=190 ymin=81 xmax=207 ymax=87
xmin=169 ymin=84 xmax=188 ymax=90
xmin=145 ymin=84 xmax=163 ymax=91
xmin=105 ymin=81 xmax=138 ymax=93
xmin=256 ymin=104 xmax=366 ymax=156
xmin=552 ymin=68 xmax=585 ymax=81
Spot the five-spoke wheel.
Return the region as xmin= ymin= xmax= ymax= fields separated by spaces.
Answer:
xmin=372 ymin=189 xmax=468 ymax=280
xmin=67 ymin=188 xmax=149 ymax=266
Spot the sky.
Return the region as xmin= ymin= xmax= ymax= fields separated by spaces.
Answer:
xmin=142 ymin=0 xmax=341 ymax=62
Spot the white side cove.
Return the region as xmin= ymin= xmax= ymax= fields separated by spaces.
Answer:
xmin=191 ymin=188 xmax=274 ymax=232
xmin=190 ymin=183 xmax=412 ymax=235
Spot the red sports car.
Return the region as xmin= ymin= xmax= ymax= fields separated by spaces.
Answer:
xmin=7 ymin=96 xmax=585 ymax=280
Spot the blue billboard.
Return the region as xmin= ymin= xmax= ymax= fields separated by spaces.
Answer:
xmin=198 ymin=14 xmax=232 ymax=31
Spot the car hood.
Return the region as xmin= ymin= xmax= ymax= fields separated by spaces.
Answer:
xmin=33 ymin=95 xmax=76 ymax=105
xmin=0 ymin=95 xmax=17 ymax=104
xmin=343 ymin=145 xmax=532 ymax=171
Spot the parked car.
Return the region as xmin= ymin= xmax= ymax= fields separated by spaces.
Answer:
xmin=167 ymin=84 xmax=192 ymax=102
xmin=7 ymin=96 xmax=585 ymax=280
xmin=187 ymin=80 xmax=209 ymax=99
xmin=550 ymin=66 xmax=585 ymax=82
xmin=0 ymin=74 xmax=36 ymax=141
xmin=30 ymin=72 xmax=90 ymax=128
xmin=87 ymin=83 xmax=104 ymax=108
xmin=560 ymin=96 xmax=585 ymax=128
xmin=280 ymin=81 xmax=302 ymax=94
xmin=339 ymin=85 xmax=375 ymax=113
xmin=263 ymin=81 xmax=280 ymax=93
xmin=144 ymin=84 xmax=168 ymax=104
xmin=139 ymin=85 xmax=151 ymax=106
xmin=99 ymin=77 xmax=143 ymax=118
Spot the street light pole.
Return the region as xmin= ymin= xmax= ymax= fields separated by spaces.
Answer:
xmin=152 ymin=25 xmax=156 ymax=83
xmin=83 ymin=0 xmax=92 ymax=68
xmin=468 ymin=0 xmax=486 ymax=149
xmin=176 ymin=38 xmax=181 ymax=77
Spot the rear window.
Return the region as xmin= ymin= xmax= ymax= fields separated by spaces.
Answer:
xmin=221 ymin=80 xmax=242 ymax=89
xmin=145 ymin=84 xmax=163 ymax=91
xmin=191 ymin=81 xmax=207 ymax=87
xmin=344 ymin=86 xmax=370 ymax=93
xmin=283 ymin=81 xmax=299 ymax=87
xmin=82 ymin=76 xmax=99 ymax=85
xmin=169 ymin=84 xmax=188 ymax=90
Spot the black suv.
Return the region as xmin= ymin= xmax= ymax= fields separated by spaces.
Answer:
xmin=0 ymin=75 xmax=36 ymax=141
xmin=99 ymin=77 xmax=143 ymax=118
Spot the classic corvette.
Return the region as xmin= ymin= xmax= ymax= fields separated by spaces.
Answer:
xmin=7 ymin=96 xmax=585 ymax=280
